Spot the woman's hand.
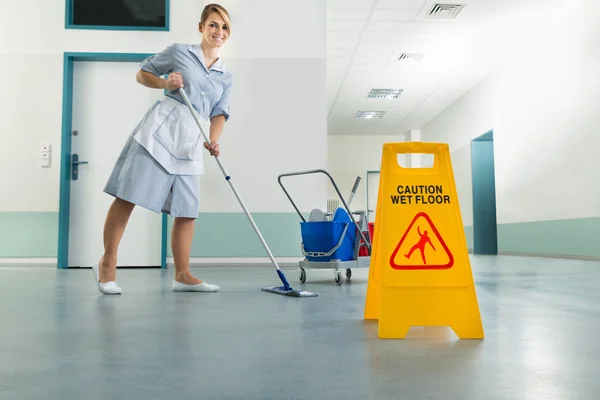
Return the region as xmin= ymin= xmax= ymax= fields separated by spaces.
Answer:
xmin=164 ymin=72 xmax=184 ymax=91
xmin=204 ymin=142 xmax=220 ymax=157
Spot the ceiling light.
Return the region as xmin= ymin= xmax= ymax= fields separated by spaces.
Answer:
xmin=368 ymin=89 xmax=403 ymax=99
xmin=397 ymin=53 xmax=424 ymax=62
xmin=355 ymin=111 xmax=385 ymax=119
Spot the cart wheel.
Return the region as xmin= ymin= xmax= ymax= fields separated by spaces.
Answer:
xmin=334 ymin=270 xmax=342 ymax=286
xmin=299 ymin=268 xmax=306 ymax=283
xmin=346 ymin=268 xmax=352 ymax=279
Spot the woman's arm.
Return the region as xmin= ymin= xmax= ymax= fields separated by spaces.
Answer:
xmin=135 ymin=70 xmax=183 ymax=91
xmin=209 ymin=115 xmax=226 ymax=144
xmin=207 ymin=77 xmax=232 ymax=146
xmin=136 ymin=70 xmax=167 ymax=89
xmin=203 ymin=115 xmax=226 ymax=156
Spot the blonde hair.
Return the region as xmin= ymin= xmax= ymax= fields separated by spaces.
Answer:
xmin=200 ymin=3 xmax=231 ymax=35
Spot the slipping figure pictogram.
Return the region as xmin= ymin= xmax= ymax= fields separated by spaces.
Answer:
xmin=404 ymin=226 xmax=436 ymax=264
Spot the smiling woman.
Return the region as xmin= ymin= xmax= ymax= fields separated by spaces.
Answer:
xmin=200 ymin=3 xmax=231 ymax=42
xmin=92 ymin=3 xmax=235 ymax=296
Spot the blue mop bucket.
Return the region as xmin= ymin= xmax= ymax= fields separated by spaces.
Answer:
xmin=300 ymin=207 xmax=356 ymax=262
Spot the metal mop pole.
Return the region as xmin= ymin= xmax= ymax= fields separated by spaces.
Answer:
xmin=177 ymin=88 xmax=291 ymax=289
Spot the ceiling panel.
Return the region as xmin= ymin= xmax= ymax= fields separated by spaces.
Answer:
xmin=328 ymin=119 xmax=402 ymax=135
xmin=369 ymin=9 xmax=419 ymax=21
xmin=327 ymin=41 xmax=358 ymax=54
xmin=328 ymin=56 xmax=353 ymax=68
xmin=328 ymin=20 xmax=366 ymax=31
xmin=343 ymin=68 xmax=442 ymax=90
xmin=326 ymin=0 xmax=535 ymax=136
xmin=327 ymin=46 xmax=356 ymax=58
xmin=330 ymin=100 xmax=417 ymax=115
xmin=375 ymin=0 xmax=428 ymax=10
xmin=389 ymin=122 xmax=413 ymax=136
xmin=353 ymin=41 xmax=401 ymax=57
xmin=360 ymin=30 xmax=447 ymax=45
xmin=328 ymin=75 xmax=345 ymax=88
xmin=327 ymin=40 xmax=359 ymax=49
xmin=328 ymin=0 xmax=376 ymax=9
xmin=327 ymin=30 xmax=363 ymax=41
xmin=327 ymin=9 xmax=371 ymax=21
xmin=364 ymin=20 xmax=465 ymax=33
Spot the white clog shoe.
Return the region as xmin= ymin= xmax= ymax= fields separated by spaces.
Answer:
xmin=92 ymin=264 xmax=122 ymax=295
xmin=172 ymin=280 xmax=220 ymax=292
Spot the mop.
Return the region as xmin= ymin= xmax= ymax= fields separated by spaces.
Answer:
xmin=178 ymin=88 xmax=318 ymax=298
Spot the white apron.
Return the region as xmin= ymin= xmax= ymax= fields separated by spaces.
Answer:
xmin=133 ymin=96 xmax=210 ymax=175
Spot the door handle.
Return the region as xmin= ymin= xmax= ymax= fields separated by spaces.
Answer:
xmin=72 ymin=153 xmax=88 ymax=181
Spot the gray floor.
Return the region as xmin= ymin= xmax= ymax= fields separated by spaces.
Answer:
xmin=1 ymin=255 xmax=599 ymax=399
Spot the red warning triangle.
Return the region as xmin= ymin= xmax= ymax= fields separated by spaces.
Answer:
xmin=389 ymin=212 xmax=454 ymax=270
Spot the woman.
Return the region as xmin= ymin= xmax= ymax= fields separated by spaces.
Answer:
xmin=92 ymin=3 xmax=233 ymax=295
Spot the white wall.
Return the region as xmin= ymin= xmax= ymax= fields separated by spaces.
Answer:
xmin=0 ymin=0 xmax=327 ymax=214
xmin=420 ymin=0 xmax=600 ymax=227
xmin=418 ymin=75 xmax=496 ymax=226
xmin=327 ymin=135 xmax=405 ymax=214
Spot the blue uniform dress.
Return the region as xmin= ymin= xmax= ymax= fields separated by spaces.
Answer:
xmin=103 ymin=43 xmax=233 ymax=218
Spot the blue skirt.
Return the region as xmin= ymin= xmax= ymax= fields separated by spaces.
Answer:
xmin=103 ymin=134 xmax=200 ymax=219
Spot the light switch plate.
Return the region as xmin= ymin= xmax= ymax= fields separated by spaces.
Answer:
xmin=40 ymin=143 xmax=51 ymax=167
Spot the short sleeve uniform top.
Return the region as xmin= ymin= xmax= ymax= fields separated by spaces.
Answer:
xmin=139 ymin=43 xmax=233 ymax=122
xmin=131 ymin=43 xmax=233 ymax=175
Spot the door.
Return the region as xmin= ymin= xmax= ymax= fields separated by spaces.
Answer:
xmin=471 ymin=130 xmax=498 ymax=255
xmin=68 ymin=61 xmax=164 ymax=268
xmin=366 ymin=171 xmax=380 ymax=223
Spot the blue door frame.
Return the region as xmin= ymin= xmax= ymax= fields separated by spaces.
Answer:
xmin=57 ymin=52 xmax=167 ymax=269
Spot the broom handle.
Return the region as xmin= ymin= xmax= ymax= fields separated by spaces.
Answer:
xmin=177 ymin=88 xmax=285 ymax=279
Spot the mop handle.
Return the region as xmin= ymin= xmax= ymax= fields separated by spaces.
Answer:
xmin=177 ymin=88 xmax=226 ymax=177
xmin=347 ymin=176 xmax=361 ymax=206
xmin=177 ymin=88 xmax=282 ymax=273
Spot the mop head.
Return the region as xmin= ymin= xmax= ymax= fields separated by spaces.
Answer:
xmin=262 ymin=269 xmax=319 ymax=297
xmin=261 ymin=285 xmax=319 ymax=297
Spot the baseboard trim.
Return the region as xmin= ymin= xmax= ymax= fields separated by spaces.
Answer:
xmin=498 ymin=251 xmax=600 ymax=261
xmin=0 ymin=257 xmax=304 ymax=267
xmin=0 ymin=258 xmax=56 ymax=264
xmin=167 ymin=257 xmax=303 ymax=265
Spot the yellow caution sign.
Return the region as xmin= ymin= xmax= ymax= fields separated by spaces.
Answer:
xmin=363 ymin=172 xmax=383 ymax=320
xmin=363 ymin=142 xmax=484 ymax=339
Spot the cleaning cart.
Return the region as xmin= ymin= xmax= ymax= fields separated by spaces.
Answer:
xmin=277 ymin=169 xmax=372 ymax=285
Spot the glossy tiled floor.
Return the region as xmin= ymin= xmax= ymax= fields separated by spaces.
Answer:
xmin=1 ymin=256 xmax=599 ymax=399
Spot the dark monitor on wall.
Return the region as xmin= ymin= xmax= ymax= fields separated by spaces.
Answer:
xmin=67 ymin=0 xmax=169 ymax=31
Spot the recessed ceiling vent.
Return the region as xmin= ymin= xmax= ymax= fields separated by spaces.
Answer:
xmin=397 ymin=53 xmax=424 ymax=62
xmin=355 ymin=111 xmax=385 ymax=119
xmin=425 ymin=3 xmax=466 ymax=19
xmin=368 ymin=89 xmax=403 ymax=99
